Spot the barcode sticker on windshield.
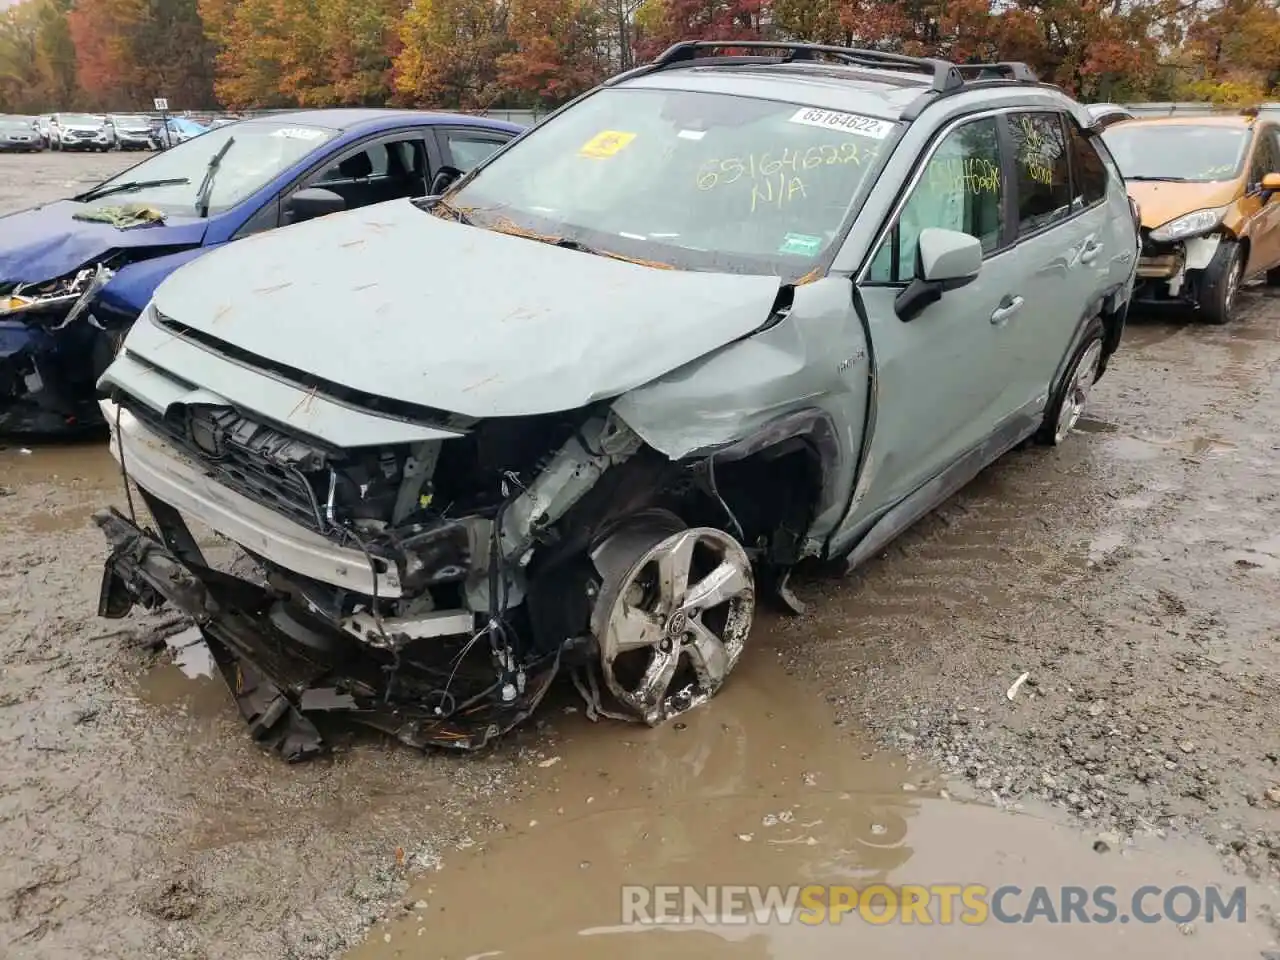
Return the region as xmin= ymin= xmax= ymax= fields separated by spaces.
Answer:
xmin=788 ymin=108 xmax=893 ymax=140
xmin=271 ymin=127 xmax=325 ymax=140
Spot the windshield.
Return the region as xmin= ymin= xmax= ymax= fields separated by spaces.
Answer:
xmin=1103 ymin=124 xmax=1249 ymax=181
xmin=114 ymin=116 xmax=147 ymax=127
xmin=448 ymin=87 xmax=895 ymax=277
xmin=0 ymin=119 xmax=31 ymax=131
xmin=60 ymin=114 xmax=99 ymax=126
xmin=81 ymin=121 xmax=336 ymax=215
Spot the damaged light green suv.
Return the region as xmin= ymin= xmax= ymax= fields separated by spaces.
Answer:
xmin=92 ymin=42 xmax=1138 ymax=760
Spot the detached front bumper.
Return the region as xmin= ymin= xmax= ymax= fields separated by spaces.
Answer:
xmin=95 ymin=504 xmax=559 ymax=758
xmin=97 ymin=400 xmax=560 ymax=758
xmin=1133 ymin=234 xmax=1221 ymax=305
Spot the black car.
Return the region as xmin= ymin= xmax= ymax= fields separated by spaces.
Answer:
xmin=0 ymin=116 xmax=42 ymax=152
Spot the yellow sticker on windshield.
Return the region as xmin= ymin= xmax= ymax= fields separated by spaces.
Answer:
xmin=579 ymin=130 xmax=636 ymax=159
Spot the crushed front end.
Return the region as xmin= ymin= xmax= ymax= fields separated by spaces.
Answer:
xmin=96 ymin=389 xmax=630 ymax=757
xmin=0 ymin=265 xmax=118 ymax=433
xmin=1132 ymin=228 xmax=1221 ymax=306
xmin=93 ymin=327 xmax=773 ymax=757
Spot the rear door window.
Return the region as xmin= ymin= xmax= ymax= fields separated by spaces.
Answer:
xmin=1008 ymin=112 xmax=1072 ymax=235
xmin=440 ymin=129 xmax=514 ymax=171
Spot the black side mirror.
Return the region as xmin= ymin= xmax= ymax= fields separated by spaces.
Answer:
xmin=285 ymin=187 xmax=346 ymax=225
xmin=429 ymin=165 xmax=463 ymax=196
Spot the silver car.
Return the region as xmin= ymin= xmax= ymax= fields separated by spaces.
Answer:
xmin=108 ymin=114 xmax=157 ymax=150
xmin=94 ymin=43 xmax=1139 ymax=759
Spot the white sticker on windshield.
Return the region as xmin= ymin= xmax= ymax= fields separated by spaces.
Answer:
xmin=271 ymin=127 xmax=325 ymax=140
xmin=677 ymin=129 xmax=706 ymax=141
xmin=787 ymin=107 xmax=893 ymax=140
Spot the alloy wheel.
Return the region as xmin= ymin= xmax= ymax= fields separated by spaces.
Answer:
xmin=1054 ymin=339 xmax=1104 ymax=443
xmin=594 ymin=526 xmax=754 ymax=725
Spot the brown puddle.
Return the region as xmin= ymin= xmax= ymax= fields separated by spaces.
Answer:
xmin=0 ymin=441 xmax=117 ymax=488
xmin=0 ymin=442 xmax=119 ymax=533
xmin=1102 ymin=432 xmax=1237 ymax=463
xmin=344 ymin=642 xmax=1273 ymax=960
xmin=135 ymin=626 xmax=228 ymax=717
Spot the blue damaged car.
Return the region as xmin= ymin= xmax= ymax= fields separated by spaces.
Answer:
xmin=0 ymin=108 xmax=522 ymax=434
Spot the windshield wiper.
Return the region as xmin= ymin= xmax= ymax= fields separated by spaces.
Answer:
xmin=74 ymin=177 xmax=190 ymax=203
xmin=415 ymin=195 xmax=472 ymax=224
xmin=195 ymin=136 xmax=234 ymax=218
xmin=1125 ymin=175 xmax=1193 ymax=182
xmin=551 ymin=237 xmax=598 ymax=254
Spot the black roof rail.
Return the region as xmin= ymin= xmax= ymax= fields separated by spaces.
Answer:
xmin=642 ymin=41 xmax=966 ymax=93
xmin=614 ymin=40 xmax=1049 ymax=121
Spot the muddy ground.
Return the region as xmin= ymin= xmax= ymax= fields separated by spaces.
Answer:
xmin=2 ymin=151 xmax=1279 ymax=959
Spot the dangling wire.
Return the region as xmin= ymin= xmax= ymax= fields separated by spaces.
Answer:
xmin=707 ymin=452 xmax=745 ymax=544
xmin=113 ymin=401 xmax=137 ymax=524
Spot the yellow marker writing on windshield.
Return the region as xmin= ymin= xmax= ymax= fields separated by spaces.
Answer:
xmin=579 ymin=130 xmax=636 ymax=159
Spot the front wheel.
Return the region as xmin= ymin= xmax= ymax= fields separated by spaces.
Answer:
xmin=1038 ymin=316 xmax=1105 ymax=446
xmin=1199 ymin=239 xmax=1243 ymax=324
xmin=591 ymin=522 xmax=755 ymax=725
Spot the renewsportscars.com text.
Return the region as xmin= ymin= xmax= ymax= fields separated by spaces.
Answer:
xmin=620 ymin=883 xmax=1247 ymax=926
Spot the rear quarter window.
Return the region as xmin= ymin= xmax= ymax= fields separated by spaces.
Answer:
xmin=1067 ymin=119 xmax=1108 ymax=209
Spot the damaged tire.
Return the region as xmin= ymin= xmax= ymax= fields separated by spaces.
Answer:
xmin=1199 ymin=239 xmax=1243 ymax=325
xmin=1038 ymin=316 xmax=1104 ymax=446
xmin=590 ymin=522 xmax=755 ymax=725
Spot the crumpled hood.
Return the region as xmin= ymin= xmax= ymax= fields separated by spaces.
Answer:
xmin=1128 ymin=179 xmax=1242 ymax=231
xmin=149 ymin=199 xmax=782 ymax=418
xmin=0 ymin=200 xmax=208 ymax=285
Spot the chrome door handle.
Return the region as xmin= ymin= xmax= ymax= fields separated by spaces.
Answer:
xmin=1080 ymin=240 xmax=1103 ymax=265
xmin=990 ymin=295 xmax=1025 ymax=325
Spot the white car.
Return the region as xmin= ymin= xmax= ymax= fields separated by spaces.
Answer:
xmin=1086 ymin=103 xmax=1136 ymax=129
xmin=50 ymin=113 xmax=112 ymax=152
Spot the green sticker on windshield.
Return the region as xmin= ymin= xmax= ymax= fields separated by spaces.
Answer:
xmin=779 ymin=232 xmax=822 ymax=256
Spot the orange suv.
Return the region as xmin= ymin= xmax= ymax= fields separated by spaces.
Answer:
xmin=1102 ymin=112 xmax=1280 ymax=323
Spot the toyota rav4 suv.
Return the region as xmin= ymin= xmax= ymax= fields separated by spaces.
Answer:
xmin=93 ymin=42 xmax=1139 ymax=759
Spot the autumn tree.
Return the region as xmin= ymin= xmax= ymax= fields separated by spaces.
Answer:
xmin=1182 ymin=0 xmax=1280 ymax=100
xmin=497 ymin=0 xmax=608 ymax=106
xmin=394 ymin=0 xmax=511 ymax=108
xmin=68 ymin=0 xmax=213 ymax=108
xmin=635 ymin=0 xmax=767 ymax=60
xmin=773 ymin=0 xmax=845 ymax=45
xmin=320 ymin=0 xmax=404 ymax=104
xmin=0 ymin=0 xmax=81 ymax=111
xmin=34 ymin=0 xmax=78 ymax=104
